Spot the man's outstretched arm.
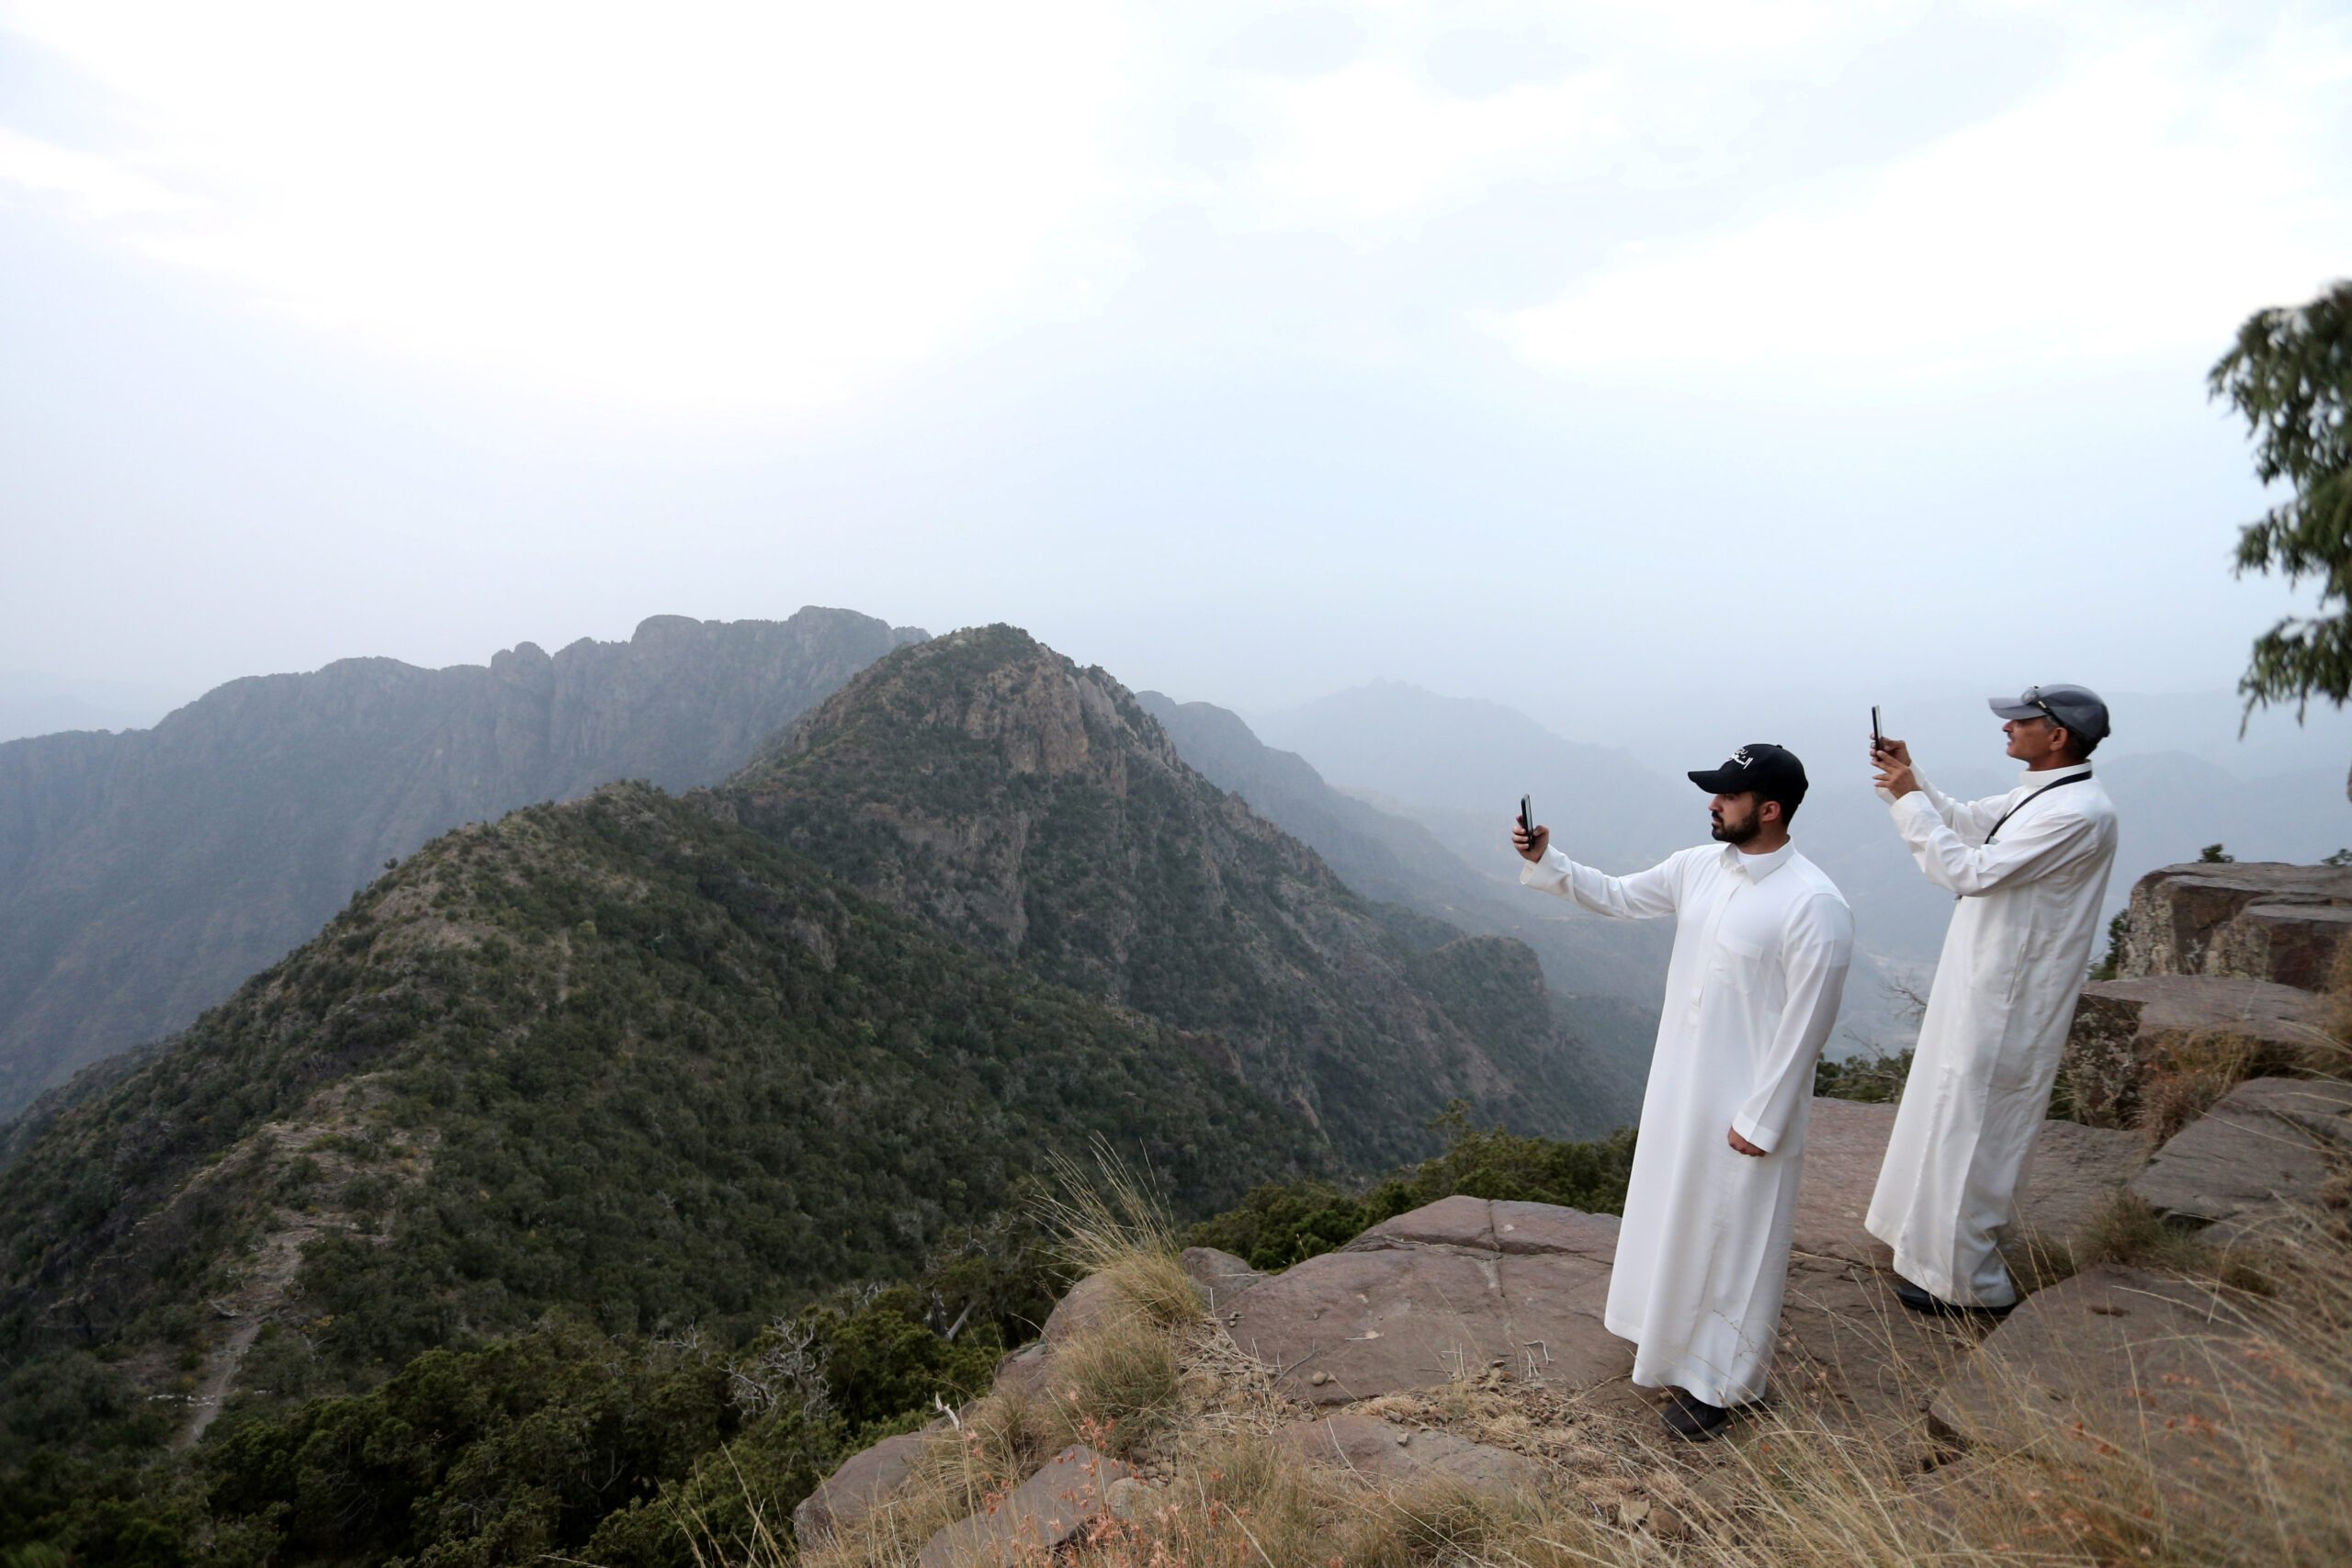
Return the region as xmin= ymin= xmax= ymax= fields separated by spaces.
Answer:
xmin=1513 ymin=821 xmax=1683 ymax=919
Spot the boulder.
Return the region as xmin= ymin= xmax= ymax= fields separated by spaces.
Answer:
xmin=1273 ymin=1412 xmax=1542 ymax=1496
xmin=2130 ymin=1076 xmax=2352 ymax=1231
xmin=1224 ymin=1197 xmax=1627 ymax=1405
xmin=2120 ymin=862 xmax=2352 ymax=990
xmin=914 ymin=1443 xmax=1135 ymax=1567
xmin=2062 ymin=976 xmax=2334 ymax=1127
xmin=1181 ymin=1246 xmax=1264 ymax=1310
xmin=1039 ymin=1270 xmax=1121 ymax=1348
xmin=793 ymin=1428 xmax=933 ymax=1548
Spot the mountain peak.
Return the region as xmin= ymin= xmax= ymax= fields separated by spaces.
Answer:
xmin=753 ymin=623 xmax=1181 ymax=787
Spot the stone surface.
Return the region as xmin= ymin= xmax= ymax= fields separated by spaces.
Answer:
xmin=793 ymin=1428 xmax=933 ymax=1548
xmin=2120 ymin=861 xmax=2352 ymax=989
xmin=1928 ymin=1264 xmax=2287 ymax=1520
xmin=1039 ymin=1270 xmax=1120 ymax=1349
xmin=1274 ymin=1412 xmax=1543 ymax=1496
xmin=989 ymin=1341 xmax=1050 ymax=1403
xmin=1226 ymin=1197 xmax=1626 ymax=1405
xmin=915 ymin=1443 xmax=1135 ymax=1567
xmin=1793 ymin=1098 xmax=2144 ymax=1269
xmin=1181 ymin=1246 xmax=1264 ymax=1309
xmin=2063 ymin=976 xmax=2335 ymax=1127
xmin=2131 ymin=1076 xmax=2352 ymax=1229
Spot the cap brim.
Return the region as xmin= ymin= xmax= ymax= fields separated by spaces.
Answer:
xmin=1987 ymin=698 xmax=2041 ymax=720
xmin=1688 ymin=767 xmax=1738 ymax=792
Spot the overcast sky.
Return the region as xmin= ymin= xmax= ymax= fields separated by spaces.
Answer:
xmin=4 ymin=1 xmax=2349 ymax=755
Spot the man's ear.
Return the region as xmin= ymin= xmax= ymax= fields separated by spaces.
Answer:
xmin=1758 ymin=796 xmax=1783 ymax=826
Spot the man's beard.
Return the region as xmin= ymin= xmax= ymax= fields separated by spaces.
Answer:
xmin=1711 ymin=812 xmax=1762 ymax=846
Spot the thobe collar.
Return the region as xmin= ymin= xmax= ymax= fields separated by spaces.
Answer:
xmin=1721 ymin=840 xmax=1795 ymax=883
xmin=2015 ymin=761 xmax=2094 ymax=789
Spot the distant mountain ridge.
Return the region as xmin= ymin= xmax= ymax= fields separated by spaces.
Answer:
xmin=0 ymin=609 xmax=924 ymax=1119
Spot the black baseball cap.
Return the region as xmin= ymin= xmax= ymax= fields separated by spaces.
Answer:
xmin=1688 ymin=742 xmax=1809 ymax=810
xmin=1988 ymin=683 xmax=2110 ymax=742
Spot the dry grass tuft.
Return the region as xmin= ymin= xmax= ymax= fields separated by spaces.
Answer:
xmin=1036 ymin=1139 xmax=1205 ymax=1330
xmin=1046 ymin=1314 xmax=1183 ymax=1459
xmin=2138 ymin=1028 xmax=2261 ymax=1145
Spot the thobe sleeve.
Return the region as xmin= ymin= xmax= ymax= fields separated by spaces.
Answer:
xmin=1911 ymin=772 xmax=2008 ymax=843
xmin=1519 ymin=845 xmax=1682 ymax=919
xmin=1889 ymin=793 xmax=2102 ymax=896
xmin=1732 ymin=894 xmax=1852 ymax=1153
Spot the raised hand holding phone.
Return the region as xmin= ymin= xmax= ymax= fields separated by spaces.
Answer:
xmin=1513 ymin=795 xmax=1547 ymax=861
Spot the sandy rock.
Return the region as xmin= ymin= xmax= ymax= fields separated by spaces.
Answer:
xmin=1039 ymin=1270 xmax=1121 ymax=1348
xmin=2131 ymin=1076 xmax=2352 ymax=1229
xmin=2062 ymin=976 xmax=2333 ymax=1127
xmin=989 ymin=1341 xmax=1050 ymax=1402
xmin=1274 ymin=1411 xmax=1542 ymax=1496
xmin=1102 ymin=1474 xmax=1156 ymax=1521
xmin=1927 ymin=1263 xmax=2289 ymax=1527
xmin=1793 ymin=1098 xmax=2143 ymax=1268
xmin=793 ymin=1428 xmax=933 ymax=1548
xmin=1226 ymin=1197 xmax=1626 ymax=1405
xmin=915 ymin=1443 xmax=1135 ymax=1567
xmin=2120 ymin=862 xmax=2352 ymax=989
xmin=1181 ymin=1246 xmax=1264 ymax=1309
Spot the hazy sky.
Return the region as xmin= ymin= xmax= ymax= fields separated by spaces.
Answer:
xmin=4 ymin=1 xmax=2349 ymax=745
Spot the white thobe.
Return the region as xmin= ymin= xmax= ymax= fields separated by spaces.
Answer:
xmin=1522 ymin=840 xmax=1852 ymax=1407
xmin=1865 ymin=762 xmax=2119 ymax=1307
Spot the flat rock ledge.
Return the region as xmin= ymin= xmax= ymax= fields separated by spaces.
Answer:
xmin=1927 ymin=1263 xmax=2295 ymax=1533
xmin=1273 ymin=1411 xmax=1544 ymax=1497
xmin=1225 ymin=1195 xmax=1628 ymax=1407
xmin=2131 ymin=1076 xmax=2352 ymax=1233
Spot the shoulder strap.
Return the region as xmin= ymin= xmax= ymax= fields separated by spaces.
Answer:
xmin=1984 ymin=770 xmax=2091 ymax=846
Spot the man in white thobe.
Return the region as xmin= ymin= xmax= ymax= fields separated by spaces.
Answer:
xmin=1515 ymin=743 xmax=1851 ymax=1439
xmin=1866 ymin=683 xmax=2120 ymax=1314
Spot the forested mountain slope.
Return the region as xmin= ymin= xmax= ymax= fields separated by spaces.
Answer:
xmin=0 ymin=608 xmax=923 ymax=1118
xmin=0 ymin=782 xmax=1316 ymax=1416
xmin=718 ymin=626 xmax=1626 ymax=1164
xmin=1136 ymin=689 xmax=1662 ymax=1083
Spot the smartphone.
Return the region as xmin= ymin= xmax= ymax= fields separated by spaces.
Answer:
xmin=1518 ymin=795 xmax=1535 ymax=840
xmin=1871 ymin=705 xmax=1883 ymax=754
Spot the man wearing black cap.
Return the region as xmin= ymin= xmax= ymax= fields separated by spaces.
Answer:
xmin=1514 ymin=744 xmax=1851 ymax=1440
xmin=1865 ymin=685 xmax=2120 ymax=1317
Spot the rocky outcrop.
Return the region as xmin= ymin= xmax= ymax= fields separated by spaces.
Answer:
xmin=812 ymin=1078 xmax=2352 ymax=1557
xmin=2118 ymin=862 xmax=2352 ymax=989
xmin=2060 ymin=976 xmax=2334 ymax=1128
xmin=2130 ymin=1077 xmax=2352 ymax=1235
xmin=0 ymin=608 xmax=925 ymax=1119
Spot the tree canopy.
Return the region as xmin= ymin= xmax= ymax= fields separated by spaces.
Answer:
xmin=2212 ymin=279 xmax=2352 ymax=722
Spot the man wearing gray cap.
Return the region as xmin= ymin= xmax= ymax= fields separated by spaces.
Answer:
xmin=1865 ymin=685 xmax=2120 ymax=1315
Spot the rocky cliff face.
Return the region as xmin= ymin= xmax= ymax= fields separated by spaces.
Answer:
xmin=2116 ymin=861 xmax=2352 ymax=989
xmin=718 ymin=626 xmax=1623 ymax=1166
xmin=0 ymin=609 xmax=924 ymax=1119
